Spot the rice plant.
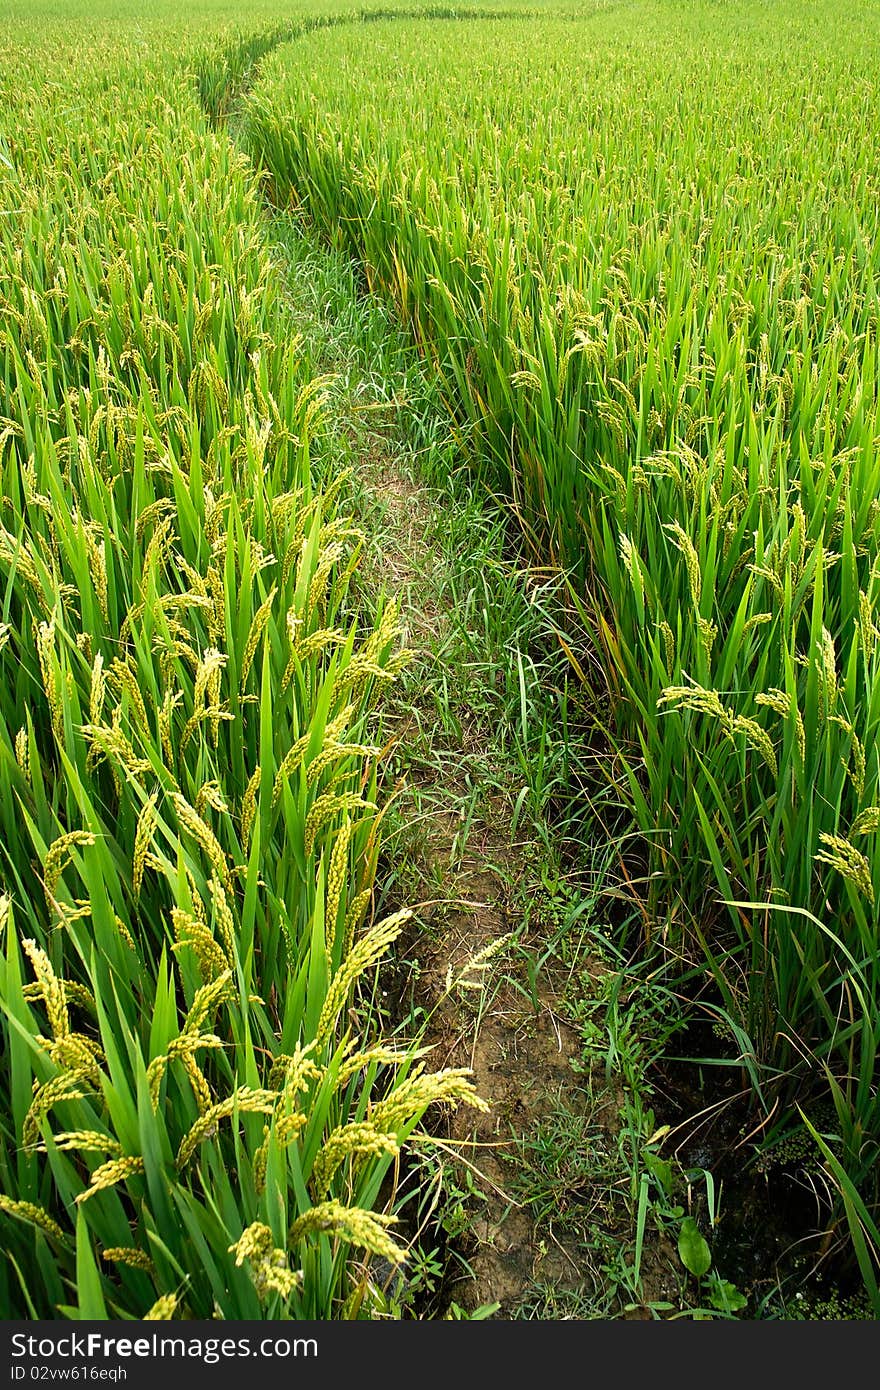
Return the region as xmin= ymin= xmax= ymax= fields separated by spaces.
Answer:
xmin=0 ymin=1 xmax=486 ymax=1319
xmin=5 ymin=0 xmax=880 ymax=1314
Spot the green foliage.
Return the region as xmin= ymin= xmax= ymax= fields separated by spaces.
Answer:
xmin=4 ymin=0 xmax=880 ymax=1316
xmin=243 ymin=0 xmax=880 ymax=1289
xmin=0 ymin=0 xmax=486 ymax=1320
xmin=678 ymin=1219 xmax=711 ymax=1279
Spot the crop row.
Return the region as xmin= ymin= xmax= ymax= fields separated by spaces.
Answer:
xmin=0 ymin=5 xmax=481 ymax=1319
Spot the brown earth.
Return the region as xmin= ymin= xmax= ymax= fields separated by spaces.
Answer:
xmin=355 ymin=438 xmax=625 ymax=1315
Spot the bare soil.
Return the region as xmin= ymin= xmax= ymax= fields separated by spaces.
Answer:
xmin=356 ymin=440 xmax=620 ymax=1315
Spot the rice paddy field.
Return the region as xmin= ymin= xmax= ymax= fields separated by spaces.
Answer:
xmin=1 ymin=0 xmax=879 ymax=1320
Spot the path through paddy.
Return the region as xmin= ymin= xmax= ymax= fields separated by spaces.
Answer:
xmin=266 ymin=214 xmax=600 ymax=1314
xmin=198 ymin=20 xmax=638 ymax=1316
xmin=200 ymin=23 xmax=693 ymax=1317
xmin=250 ymin=203 xmax=688 ymax=1317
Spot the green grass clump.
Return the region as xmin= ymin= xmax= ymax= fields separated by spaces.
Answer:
xmin=242 ymin=0 xmax=880 ymax=1294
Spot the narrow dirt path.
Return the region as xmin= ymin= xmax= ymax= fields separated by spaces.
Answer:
xmin=354 ymin=450 xmax=586 ymax=1310
xmin=331 ymin=411 xmax=610 ymax=1312
xmin=217 ymin=157 xmax=690 ymax=1314
xmin=199 ymin=21 xmax=624 ymax=1317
